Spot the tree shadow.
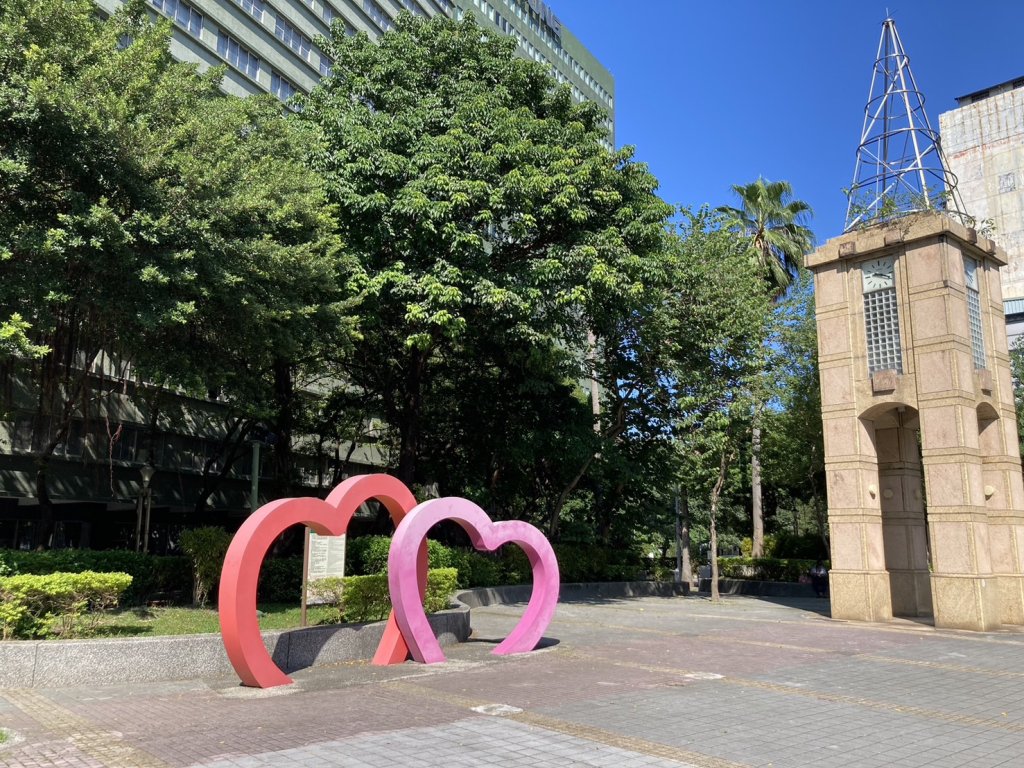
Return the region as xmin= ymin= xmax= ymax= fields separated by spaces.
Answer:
xmin=465 ymin=636 xmax=560 ymax=650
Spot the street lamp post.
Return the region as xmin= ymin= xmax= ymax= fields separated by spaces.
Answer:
xmin=249 ymin=439 xmax=261 ymax=513
xmin=138 ymin=463 xmax=155 ymax=554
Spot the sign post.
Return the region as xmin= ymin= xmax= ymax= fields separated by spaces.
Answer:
xmin=301 ymin=528 xmax=347 ymax=626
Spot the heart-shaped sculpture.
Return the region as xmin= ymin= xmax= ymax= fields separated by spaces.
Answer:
xmin=219 ymin=474 xmax=425 ymax=688
xmin=388 ymin=497 xmax=559 ymax=664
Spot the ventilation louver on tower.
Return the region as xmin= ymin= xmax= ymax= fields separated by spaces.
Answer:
xmin=844 ymin=17 xmax=965 ymax=232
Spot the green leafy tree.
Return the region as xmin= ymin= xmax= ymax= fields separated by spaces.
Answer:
xmin=717 ymin=178 xmax=814 ymax=557
xmin=0 ymin=0 xmax=348 ymax=543
xmin=1010 ymin=338 xmax=1024 ymax=459
xmin=760 ymin=271 xmax=827 ymax=547
xmin=297 ymin=13 xmax=673 ymax=504
xmin=670 ymin=209 xmax=772 ymax=599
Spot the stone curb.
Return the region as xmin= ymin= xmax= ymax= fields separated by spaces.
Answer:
xmin=697 ymin=578 xmax=818 ymax=598
xmin=457 ymin=580 xmax=688 ymax=608
xmin=0 ymin=607 xmax=469 ymax=689
xmin=0 ymin=581 xmax=684 ymax=689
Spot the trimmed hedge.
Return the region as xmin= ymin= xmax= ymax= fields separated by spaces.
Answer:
xmin=0 ymin=532 xmax=655 ymax=614
xmin=179 ymin=527 xmax=232 ymax=607
xmin=0 ymin=571 xmax=133 ymax=639
xmin=258 ymin=557 xmax=304 ymax=603
xmin=716 ymin=557 xmax=825 ymax=583
xmin=345 ymin=535 xmax=645 ymax=587
xmin=313 ymin=567 xmax=459 ymax=624
xmin=0 ymin=549 xmax=188 ymax=605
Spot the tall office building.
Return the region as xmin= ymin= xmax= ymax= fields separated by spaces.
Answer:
xmin=95 ymin=0 xmax=615 ymax=143
xmin=939 ymin=78 xmax=1024 ymax=341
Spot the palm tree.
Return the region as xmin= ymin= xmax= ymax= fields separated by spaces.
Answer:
xmin=717 ymin=178 xmax=815 ymax=557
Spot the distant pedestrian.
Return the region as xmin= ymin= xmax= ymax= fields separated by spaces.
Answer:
xmin=810 ymin=560 xmax=828 ymax=598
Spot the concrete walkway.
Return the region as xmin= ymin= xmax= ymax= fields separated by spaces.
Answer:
xmin=2 ymin=595 xmax=1024 ymax=767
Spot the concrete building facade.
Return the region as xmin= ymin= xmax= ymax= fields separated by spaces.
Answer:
xmin=940 ymin=78 xmax=1024 ymax=342
xmin=94 ymin=0 xmax=615 ymax=143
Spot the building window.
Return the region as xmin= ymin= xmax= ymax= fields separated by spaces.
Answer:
xmin=401 ymin=0 xmax=425 ymax=15
xmin=862 ymin=256 xmax=903 ymax=374
xmin=275 ymin=16 xmax=313 ymax=60
xmin=363 ymin=0 xmax=393 ymax=30
xmin=109 ymin=425 xmax=145 ymax=463
xmin=319 ymin=56 xmax=332 ymax=77
xmin=234 ymin=0 xmax=265 ymax=22
xmin=149 ymin=0 xmax=203 ymax=36
xmin=965 ymin=257 xmax=987 ymax=369
xmin=11 ymin=417 xmax=84 ymax=458
xmin=217 ymin=32 xmax=261 ymax=79
xmin=271 ymin=71 xmax=297 ymax=101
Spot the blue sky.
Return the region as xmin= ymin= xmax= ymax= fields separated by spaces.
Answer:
xmin=553 ymin=1 xmax=1024 ymax=244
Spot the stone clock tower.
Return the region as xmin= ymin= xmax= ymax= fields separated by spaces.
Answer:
xmin=808 ymin=213 xmax=1024 ymax=630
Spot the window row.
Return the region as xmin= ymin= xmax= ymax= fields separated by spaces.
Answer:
xmin=468 ymin=0 xmax=613 ymax=110
xmin=217 ymin=31 xmax=261 ymax=79
xmin=234 ymin=0 xmax=265 ymax=22
xmin=149 ymin=0 xmax=203 ymax=36
xmin=275 ymin=15 xmax=313 ymax=60
xmin=363 ymin=0 xmax=393 ymax=31
xmin=7 ymin=418 xmax=271 ymax=477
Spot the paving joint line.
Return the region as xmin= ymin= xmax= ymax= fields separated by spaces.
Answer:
xmin=852 ymin=653 xmax=1024 ymax=679
xmin=0 ymin=689 xmax=171 ymax=768
xmin=568 ymin=650 xmax=1024 ymax=734
xmin=382 ymin=679 xmax=747 ymax=768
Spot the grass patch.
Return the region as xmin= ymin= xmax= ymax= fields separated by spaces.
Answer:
xmin=0 ymin=729 xmax=7 ymax=744
xmin=89 ymin=603 xmax=338 ymax=638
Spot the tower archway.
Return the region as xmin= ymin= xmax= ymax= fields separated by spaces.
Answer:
xmin=861 ymin=403 xmax=932 ymax=618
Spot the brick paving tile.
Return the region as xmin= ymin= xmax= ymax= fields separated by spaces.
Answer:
xmin=4 ymin=596 xmax=1024 ymax=767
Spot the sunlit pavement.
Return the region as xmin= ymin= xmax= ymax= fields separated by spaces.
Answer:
xmin=3 ymin=594 xmax=1024 ymax=767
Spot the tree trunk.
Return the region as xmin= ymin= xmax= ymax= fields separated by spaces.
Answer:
xmin=751 ymin=423 xmax=764 ymax=557
xmin=271 ymin=360 xmax=296 ymax=496
xmin=397 ymin=349 xmax=427 ymax=488
xmin=34 ymin=457 xmax=54 ymax=550
xmin=709 ymin=449 xmax=730 ymax=602
xmin=679 ymin=491 xmax=692 ymax=586
xmin=547 ymin=452 xmax=595 ymax=541
xmin=193 ymin=418 xmax=251 ymax=515
xmin=33 ymin=394 xmax=79 ymax=550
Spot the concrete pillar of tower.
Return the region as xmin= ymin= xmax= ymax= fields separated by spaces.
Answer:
xmin=977 ymin=264 xmax=1024 ymax=625
xmin=808 ymin=213 xmax=1024 ymax=631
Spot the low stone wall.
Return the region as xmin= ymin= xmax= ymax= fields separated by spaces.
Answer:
xmin=0 ymin=607 xmax=469 ymax=689
xmin=457 ymin=580 xmax=688 ymax=608
xmin=697 ymin=578 xmax=817 ymax=598
xmin=0 ymin=580 xmax=688 ymax=689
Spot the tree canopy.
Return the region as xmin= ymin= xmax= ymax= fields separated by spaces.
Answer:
xmin=297 ymin=12 xmax=673 ymax=493
xmin=0 ymin=0 xmax=350 ymax=544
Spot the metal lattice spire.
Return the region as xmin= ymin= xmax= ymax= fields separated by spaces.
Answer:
xmin=844 ymin=17 xmax=965 ymax=232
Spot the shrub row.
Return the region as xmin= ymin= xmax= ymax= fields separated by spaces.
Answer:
xmin=0 ymin=549 xmax=188 ymax=605
xmin=740 ymin=533 xmax=828 ymax=560
xmin=0 ymin=571 xmax=133 ymax=639
xmin=716 ymin=557 xmax=825 ymax=583
xmin=311 ymin=568 xmax=459 ymax=624
xmin=346 ymin=536 xmax=647 ymax=587
xmin=1 ymin=536 xmax=653 ymax=609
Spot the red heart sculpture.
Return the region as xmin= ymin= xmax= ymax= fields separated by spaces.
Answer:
xmin=218 ymin=474 xmax=425 ymax=688
xmin=388 ymin=497 xmax=559 ymax=663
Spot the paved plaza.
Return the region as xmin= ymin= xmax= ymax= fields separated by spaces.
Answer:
xmin=2 ymin=594 xmax=1024 ymax=767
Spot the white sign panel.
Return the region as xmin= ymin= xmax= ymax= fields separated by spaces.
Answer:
xmin=305 ymin=531 xmax=346 ymax=605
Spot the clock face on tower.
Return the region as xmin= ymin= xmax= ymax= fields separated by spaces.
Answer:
xmin=862 ymin=257 xmax=895 ymax=292
xmin=964 ymin=257 xmax=979 ymax=290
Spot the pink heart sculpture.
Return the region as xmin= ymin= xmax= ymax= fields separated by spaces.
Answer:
xmin=218 ymin=474 xmax=426 ymax=688
xmin=388 ymin=497 xmax=559 ymax=664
